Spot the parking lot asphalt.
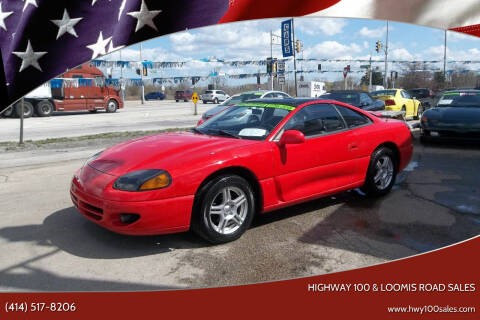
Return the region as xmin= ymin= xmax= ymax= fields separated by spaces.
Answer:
xmin=0 ymin=103 xmax=478 ymax=291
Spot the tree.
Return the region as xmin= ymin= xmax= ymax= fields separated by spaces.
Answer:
xmin=360 ymin=70 xmax=383 ymax=86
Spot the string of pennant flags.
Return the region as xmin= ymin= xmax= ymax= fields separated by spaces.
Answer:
xmin=91 ymin=58 xmax=480 ymax=69
xmin=46 ymin=68 xmax=473 ymax=88
xmin=44 ymin=57 xmax=479 ymax=88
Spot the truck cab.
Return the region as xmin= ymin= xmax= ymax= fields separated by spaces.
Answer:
xmin=7 ymin=63 xmax=123 ymax=118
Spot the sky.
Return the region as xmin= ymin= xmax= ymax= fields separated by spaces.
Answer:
xmin=100 ymin=17 xmax=480 ymax=87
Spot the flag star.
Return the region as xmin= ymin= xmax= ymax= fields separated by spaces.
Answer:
xmin=0 ymin=3 xmax=13 ymax=31
xmin=107 ymin=40 xmax=124 ymax=53
xmin=22 ymin=0 xmax=38 ymax=12
xmin=118 ymin=0 xmax=126 ymax=21
xmin=91 ymin=0 xmax=111 ymax=6
xmin=87 ymin=31 xmax=112 ymax=59
xmin=51 ymin=9 xmax=83 ymax=39
xmin=127 ymin=0 xmax=161 ymax=32
xmin=12 ymin=40 xmax=47 ymax=72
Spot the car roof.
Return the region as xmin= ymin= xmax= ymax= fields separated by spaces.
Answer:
xmin=442 ymin=89 xmax=480 ymax=94
xmin=325 ymin=90 xmax=367 ymax=94
xmin=241 ymin=97 xmax=317 ymax=107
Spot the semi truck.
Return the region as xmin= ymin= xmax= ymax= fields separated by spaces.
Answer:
xmin=2 ymin=63 xmax=123 ymax=118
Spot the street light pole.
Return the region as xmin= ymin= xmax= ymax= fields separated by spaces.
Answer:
xmin=384 ymin=20 xmax=389 ymax=88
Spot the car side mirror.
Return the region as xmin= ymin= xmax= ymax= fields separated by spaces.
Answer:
xmin=278 ymin=130 xmax=305 ymax=147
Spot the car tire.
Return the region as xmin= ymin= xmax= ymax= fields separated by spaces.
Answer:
xmin=14 ymin=101 xmax=34 ymax=118
xmin=191 ymin=175 xmax=255 ymax=244
xmin=214 ymin=98 xmax=219 ymax=104
xmin=360 ymin=147 xmax=397 ymax=197
xmin=203 ymin=100 xmax=207 ymax=104
xmin=414 ymin=104 xmax=423 ymax=120
xmin=106 ymin=99 xmax=118 ymax=113
xmin=35 ymin=100 xmax=54 ymax=117
xmin=175 ymin=100 xmax=179 ymax=102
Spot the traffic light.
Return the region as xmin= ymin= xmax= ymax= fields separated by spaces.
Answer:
xmin=318 ymin=64 xmax=321 ymax=71
xmin=295 ymin=40 xmax=301 ymax=53
xmin=266 ymin=57 xmax=272 ymax=74
xmin=375 ymin=40 xmax=381 ymax=53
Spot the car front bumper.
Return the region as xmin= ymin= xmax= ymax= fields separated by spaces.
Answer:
xmin=70 ymin=173 xmax=193 ymax=236
xmin=420 ymin=127 xmax=480 ymax=141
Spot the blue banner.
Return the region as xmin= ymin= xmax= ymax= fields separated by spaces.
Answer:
xmin=281 ymin=19 xmax=293 ymax=57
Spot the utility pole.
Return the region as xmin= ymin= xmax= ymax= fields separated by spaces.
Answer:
xmin=270 ymin=30 xmax=274 ymax=90
xmin=384 ymin=20 xmax=389 ymax=88
xmin=140 ymin=43 xmax=144 ymax=104
xmin=292 ymin=18 xmax=298 ymax=97
xmin=443 ymin=29 xmax=447 ymax=84
xmin=120 ymin=49 xmax=125 ymax=102
xmin=369 ymin=55 xmax=373 ymax=91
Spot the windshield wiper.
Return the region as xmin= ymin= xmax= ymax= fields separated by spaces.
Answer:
xmin=190 ymin=128 xmax=204 ymax=134
xmin=214 ymin=129 xmax=242 ymax=139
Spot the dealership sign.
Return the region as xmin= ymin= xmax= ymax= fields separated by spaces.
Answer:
xmin=281 ymin=19 xmax=293 ymax=57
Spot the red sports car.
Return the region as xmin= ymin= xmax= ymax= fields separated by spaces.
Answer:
xmin=71 ymin=98 xmax=413 ymax=244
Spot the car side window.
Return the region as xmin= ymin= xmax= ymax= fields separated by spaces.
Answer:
xmin=336 ymin=106 xmax=372 ymax=128
xmin=360 ymin=93 xmax=373 ymax=104
xmin=284 ymin=104 xmax=346 ymax=137
xmin=401 ymin=90 xmax=411 ymax=99
xmin=264 ymin=93 xmax=274 ymax=98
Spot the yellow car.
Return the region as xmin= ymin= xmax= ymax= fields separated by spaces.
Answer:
xmin=371 ymin=89 xmax=422 ymax=119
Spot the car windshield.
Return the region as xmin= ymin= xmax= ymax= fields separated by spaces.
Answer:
xmin=321 ymin=92 xmax=359 ymax=105
xmin=221 ymin=95 xmax=243 ymax=106
xmin=371 ymin=90 xmax=396 ymax=96
xmin=437 ymin=92 xmax=480 ymax=107
xmin=196 ymin=103 xmax=293 ymax=140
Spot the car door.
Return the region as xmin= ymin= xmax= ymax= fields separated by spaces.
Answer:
xmin=400 ymin=90 xmax=416 ymax=118
xmin=271 ymin=103 xmax=360 ymax=202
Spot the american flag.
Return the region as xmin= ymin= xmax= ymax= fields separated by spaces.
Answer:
xmin=0 ymin=0 xmax=479 ymax=112
xmin=0 ymin=0 xmax=229 ymax=109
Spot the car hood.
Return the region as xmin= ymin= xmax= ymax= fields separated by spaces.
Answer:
xmin=87 ymin=132 xmax=260 ymax=176
xmin=424 ymin=107 xmax=480 ymax=127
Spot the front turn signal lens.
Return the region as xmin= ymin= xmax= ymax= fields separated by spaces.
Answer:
xmin=114 ymin=169 xmax=172 ymax=191
xmin=139 ymin=172 xmax=171 ymax=190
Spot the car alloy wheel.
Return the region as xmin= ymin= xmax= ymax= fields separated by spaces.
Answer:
xmin=361 ymin=147 xmax=397 ymax=197
xmin=192 ymin=175 xmax=255 ymax=244
xmin=208 ymin=186 xmax=248 ymax=235
xmin=373 ymin=155 xmax=394 ymax=190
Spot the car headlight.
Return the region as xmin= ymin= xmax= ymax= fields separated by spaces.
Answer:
xmin=113 ymin=169 xmax=171 ymax=191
